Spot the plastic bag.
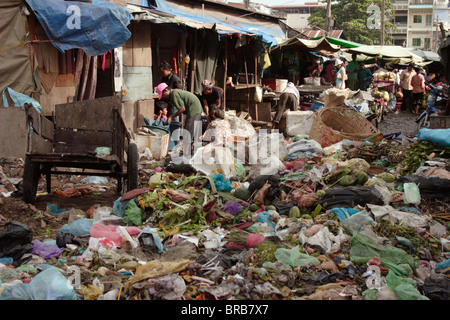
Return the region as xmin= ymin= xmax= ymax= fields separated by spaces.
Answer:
xmin=112 ymin=197 xmax=130 ymax=218
xmin=403 ymin=182 xmax=421 ymax=205
xmin=417 ymin=128 xmax=450 ymax=147
xmin=385 ymin=270 xmax=429 ymax=300
xmin=330 ymin=207 xmax=360 ymax=222
xmin=0 ymin=266 xmax=77 ymax=300
xmin=299 ymin=226 xmax=350 ymax=253
xmin=342 ymin=210 xmax=377 ymax=235
xmin=422 ymin=273 xmax=450 ymax=300
xmin=317 ymin=186 xmax=385 ymax=209
xmin=0 ymin=221 xmax=34 ymax=261
xmin=31 ymin=240 xmax=65 ymax=259
xmin=58 ymin=218 xmax=93 ymax=237
xmin=123 ymin=200 xmax=143 ymax=226
xmin=398 ymin=175 xmax=450 ymax=199
xmin=92 ymin=206 xmax=113 ymax=224
xmin=273 ymin=246 xmax=320 ymax=268
xmin=210 ymin=174 xmax=233 ymax=192
xmin=350 ymin=233 xmax=419 ymax=276
xmin=89 ymin=224 xmax=141 ymax=247
xmin=80 ymin=176 xmax=109 ymax=185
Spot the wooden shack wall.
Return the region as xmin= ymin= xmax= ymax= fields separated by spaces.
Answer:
xmin=121 ymin=21 xmax=154 ymax=132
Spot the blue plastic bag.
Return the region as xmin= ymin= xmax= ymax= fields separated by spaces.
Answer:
xmin=0 ymin=266 xmax=77 ymax=300
xmin=58 ymin=218 xmax=92 ymax=236
xmin=417 ymin=128 xmax=450 ymax=147
xmin=330 ymin=207 xmax=360 ymax=222
xmin=209 ymin=174 xmax=233 ymax=192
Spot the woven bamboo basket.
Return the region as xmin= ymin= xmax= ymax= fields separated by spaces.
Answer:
xmin=309 ymin=106 xmax=380 ymax=148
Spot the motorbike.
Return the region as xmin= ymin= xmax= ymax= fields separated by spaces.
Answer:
xmin=415 ymin=83 xmax=449 ymax=130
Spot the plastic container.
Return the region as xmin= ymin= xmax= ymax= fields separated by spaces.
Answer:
xmin=276 ymin=79 xmax=288 ymax=92
xmin=135 ymin=132 xmax=170 ymax=160
xmin=285 ymin=110 xmax=315 ymax=137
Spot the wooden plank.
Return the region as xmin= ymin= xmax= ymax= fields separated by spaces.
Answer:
xmin=40 ymin=115 xmax=54 ymax=141
xmin=55 ymin=96 xmax=121 ymax=131
xmin=0 ymin=107 xmax=28 ymax=158
xmin=122 ymin=25 xmax=134 ymax=67
xmin=38 ymin=70 xmax=58 ymax=94
xmin=30 ymin=131 xmax=53 ymax=154
xmin=132 ymin=22 xmax=152 ymax=67
xmin=39 ymin=86 xmax=76 ymax=116
xmin=56 ymin=74 xmax=75 ymax=87
xmin=55 ymin=129 xmax=113 ymax=148
xmin=28 ymin=106 xmax=41 ymax=135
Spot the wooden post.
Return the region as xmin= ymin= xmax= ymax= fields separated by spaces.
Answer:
xmin=381 ymin=0 xmax=385 ymax=45
xmin=223 ymin=36 xmax=228 ymax=110
xmin=190 ymin=30 xmax=198 ymax=93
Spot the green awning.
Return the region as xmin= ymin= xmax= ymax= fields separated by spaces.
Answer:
xmin=310 ymin=36 xmax=364 ymax=48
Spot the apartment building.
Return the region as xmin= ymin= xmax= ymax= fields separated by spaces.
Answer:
xmin=270 ymin=2 xmax=326 ymax=29
xmin=391 ymin=0 xmax=449 ymax=51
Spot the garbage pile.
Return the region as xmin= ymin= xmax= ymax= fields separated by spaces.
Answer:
xmin=0 ymin=121 xmax=449 ymax=301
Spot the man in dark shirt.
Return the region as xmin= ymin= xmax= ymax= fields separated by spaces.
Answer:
xmin=200 ymin=80 xmax=223 ymax=116
xmin=160 ymin=60 xmax=182 ymax=89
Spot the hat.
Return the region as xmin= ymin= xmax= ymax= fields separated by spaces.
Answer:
xmin=201 ymin=80 xmax=214 ymax=90
xmin=156 ymin=82 xmax=168 ymax=100
xmin=334 ymin=59 xmax=343 ymax=66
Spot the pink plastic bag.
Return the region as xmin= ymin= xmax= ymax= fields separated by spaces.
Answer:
xmin=89 ymin=224 xmax=141 ymax=246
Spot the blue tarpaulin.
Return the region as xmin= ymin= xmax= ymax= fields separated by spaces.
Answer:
xmin=152 ymin=0 xmax=283 ymax=46
xmin=25 ymin=0 xmax=133 ymax=56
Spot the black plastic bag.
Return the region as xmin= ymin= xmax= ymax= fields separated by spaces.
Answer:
xmin=316 ymin=186 xmax=385 ymax=209
xmin=56 ymin=232 xmax=83 ymax=248
xmin=421 ymin=274 xmax=450 ymax=300
xmin=0 ymin=221 xmax=33 ymax=261
xmin=397 ymin=175 xmax=450 ymax=199
xmin=271 ymin=198 xmax=294 ymax=216
xmin=248 ymin=174 xmax=281 ymax=202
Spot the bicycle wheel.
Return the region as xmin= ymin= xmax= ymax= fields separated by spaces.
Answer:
xmin=417 ymin=114 xmax=430 ymax=131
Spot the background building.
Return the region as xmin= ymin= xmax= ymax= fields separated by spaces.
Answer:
xmin=391 ymin=0 xmax=449 ymax=51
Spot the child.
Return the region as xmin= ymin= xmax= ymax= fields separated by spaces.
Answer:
xmin=154 ymin=104 xmax=168 ymax=121
xmin=201 ymin=109 xmax=232 ymax=147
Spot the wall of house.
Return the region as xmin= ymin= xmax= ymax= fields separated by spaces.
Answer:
xmin=120 ymin=21 xmax=155 ymax=132
xmin=407 ymin=9 xmax=434 ymax=49
xmin=34 ymin=24 xmax=77 ymax=116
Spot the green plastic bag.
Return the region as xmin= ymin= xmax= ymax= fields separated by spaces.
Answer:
xmin=235 ymin=159 xmax=246 ymax=179
xmin=385 ymin=270 xmax=429 ymax=300
xmin=274 ymin=246 xmax=320 ymax=268
xmin=123 ymin=200 xmax=143 ymax=226
xmin=350 ymin=233 xmax=419 ymax=276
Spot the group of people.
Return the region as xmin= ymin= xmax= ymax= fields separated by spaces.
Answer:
xmin=316 ymin=54 xmax=373 ymax=91
xmin=399 ymin=62 xmax=427 ymax=114
xmin=154 ymin=60 xmax=229 ymax=154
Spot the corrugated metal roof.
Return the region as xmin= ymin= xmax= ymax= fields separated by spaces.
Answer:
xmin=150 ymin=0 xmax=286 ymax=46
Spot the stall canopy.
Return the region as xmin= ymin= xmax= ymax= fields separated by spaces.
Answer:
xmin=310 ymin=36 xmax=364 ymax=48
xmin=346 ymin=45 xmax=419 ymax=59
xmin=25 ymin=0 xmax=133 ymax=56
xmin=406 ymin=49 xmax=441 ymax=62
xmin=270 ymin=36 xmax=341 ymax=55
xmin=148 ymin=0 xmax=286 ymax=47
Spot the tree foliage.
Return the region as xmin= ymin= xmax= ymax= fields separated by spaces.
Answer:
xmin=308 ymin=0 xmax=396 ymax=45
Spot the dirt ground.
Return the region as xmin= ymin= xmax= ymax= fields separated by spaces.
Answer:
xmin=378 ymin=110 xmax=420 ymax=137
